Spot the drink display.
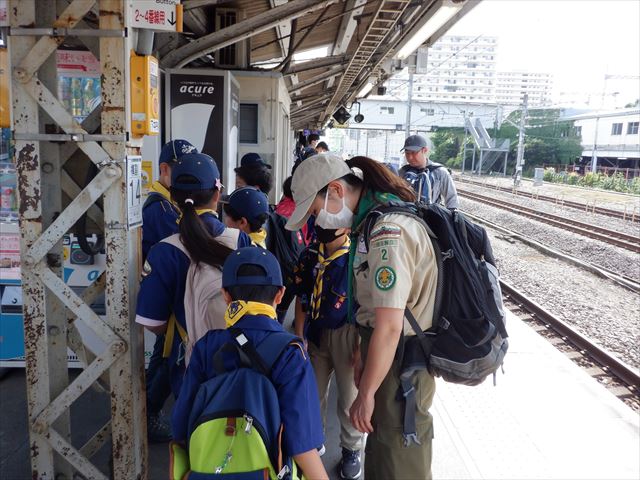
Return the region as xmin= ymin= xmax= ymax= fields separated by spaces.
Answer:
xmin=56 ymin=49 xmax=101 ymax=122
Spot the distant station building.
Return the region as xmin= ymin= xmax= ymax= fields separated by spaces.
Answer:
xmin=564 ymin=108 xmax=640 ymax=173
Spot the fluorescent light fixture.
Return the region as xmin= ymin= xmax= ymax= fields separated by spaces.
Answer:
xmin=357 ymin=82 xmax=374 ymax=98
xmin=395 ymin=1 xmax=463 ymax=60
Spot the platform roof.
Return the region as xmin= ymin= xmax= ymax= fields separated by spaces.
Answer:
xmin=155 ymin=0 xmax=479 ymax=129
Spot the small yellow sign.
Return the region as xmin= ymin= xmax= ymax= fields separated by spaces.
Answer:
xmin=0 ymin=48 xmax=10 ymax=128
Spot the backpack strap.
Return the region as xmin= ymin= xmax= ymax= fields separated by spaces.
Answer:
xmin=214 ymin=329 xmax=299 ymax=377
xmin=162 ymin=314 xmax=188 ymax=358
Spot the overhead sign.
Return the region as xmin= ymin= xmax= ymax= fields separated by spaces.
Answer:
xmin=128 ymin=0 xmax=183 ymax=32
xmin=126 ymin=156 xmax=143 ymax=229
xmin=0 ymin=0 xmax=8 ymax=27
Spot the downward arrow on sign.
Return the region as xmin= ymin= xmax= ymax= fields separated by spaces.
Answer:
xmin=168 ymin=11 xmax=176 ymax=26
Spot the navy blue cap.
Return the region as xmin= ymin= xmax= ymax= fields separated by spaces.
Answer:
xmin=171 ymin=153 xmax=221 ymax=191
xmin=159 ymin=139 xmax=198 ymax=164
xmin=222 ymin=247 xmax=283 ymax=288
xmin=228 ymin=187 xmax=269 ymax=223
xmin=401 ymin=134 xmax=428 ymax=152
xmin=240 ymin=152 xmax=271 ymax=169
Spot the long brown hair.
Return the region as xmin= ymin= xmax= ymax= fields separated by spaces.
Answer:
xmin=171 ymin=179 xmax=233 ymax=267
xmin=345 ymin=156 xmax=415 ymax=201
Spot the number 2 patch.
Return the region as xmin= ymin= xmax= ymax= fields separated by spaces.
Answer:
xmin=375 ymin=266 xmax=396 ymax=291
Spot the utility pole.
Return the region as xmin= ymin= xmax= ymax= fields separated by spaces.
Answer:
xmin=405 ymin=69 xmax=414 ymax=137
xmin=514 ymin=94 xmax=528 ymax=187
xmin=405 ymin=52 xmax=416 ymax=137
xmin=590 ymin=115 xmax=600 ymax=174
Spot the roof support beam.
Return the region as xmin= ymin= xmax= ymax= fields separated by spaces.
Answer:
xmin=288 ymin=67 xmax=345 ymax=95
xmin=285 ymin=54 xmax=347 ymax=75
xmin=161 ymin=0 xmax=337 ymax=68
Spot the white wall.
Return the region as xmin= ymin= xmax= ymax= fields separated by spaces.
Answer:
xmin=233 ymin=72 xmax=291 ymax=202
xmin=574 ymin=110 xmax=640 ymax=158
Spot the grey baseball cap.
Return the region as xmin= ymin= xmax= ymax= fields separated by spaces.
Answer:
xmin=285 ymin=153 xmax=352 ymax=231
xmin=401 ymin=134 xmax=428 ymax=152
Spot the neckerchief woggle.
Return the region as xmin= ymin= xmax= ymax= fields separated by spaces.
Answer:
xmin=310 ymin=236 xmax=351 ymax=321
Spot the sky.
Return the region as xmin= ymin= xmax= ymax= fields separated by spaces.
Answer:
xmin=446 ymin=0 xmax=640 ymax=108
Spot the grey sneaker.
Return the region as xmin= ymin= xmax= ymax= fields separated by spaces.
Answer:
xmin=147 ymin=412 xmax=172 ymax=443
xmin=339 ymin=448 xmax=362 ymax=479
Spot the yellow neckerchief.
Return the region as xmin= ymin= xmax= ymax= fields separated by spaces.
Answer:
xmin=224 ymin=300 xmax=277 ymax=328
xmin=176 ymin=208 xmax=217 ymax=224
xmin=149 ymin=181 xmax=172 ymax=202
xmin=311 ymin=236 xmax=351 ymax=321
xmin=249 ymin=228 xmax=267 ymax=249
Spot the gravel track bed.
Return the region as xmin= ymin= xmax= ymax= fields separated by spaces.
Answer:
xmin=460 ymin=183 xmax=640 ymax=237
xmin=489 ymin=233 xmax=640 ymax=369
xmin=460 ymin=198 xmax=640 ymax=282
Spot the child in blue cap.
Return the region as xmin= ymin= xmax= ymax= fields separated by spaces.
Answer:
xmin=142 ymin=139 xmax=197 ymax=442
xmin=235 ymin=152 xmax=273 ymax=195
xmin=223 ymin=186 xmax=270 ymax=248
xmin=142 ymin=139 xmax=197 ymax=260
xmin=136 ymin=153 xmax=252 ymax=399
xmin=293 ymin=226 xmax=364 ymax=479
xmin=172 ymin=247 xmax=328 ymax=480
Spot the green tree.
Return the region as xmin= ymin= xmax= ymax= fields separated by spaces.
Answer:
xmin=430 ymin=130 xmax=462 ymax=164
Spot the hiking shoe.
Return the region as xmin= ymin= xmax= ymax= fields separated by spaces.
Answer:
xmin=339 ymin=448 xmax=362 ymax=479
xmin=147 ymin=412 xmax=172 ymax=443
xmin=317 ymin=444 xmax=326 ymax=457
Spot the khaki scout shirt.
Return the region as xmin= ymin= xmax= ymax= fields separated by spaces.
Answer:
xmin=353 ymin=213 xmax=438 ymax=334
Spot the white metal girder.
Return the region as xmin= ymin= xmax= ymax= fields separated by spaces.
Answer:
xmin=9 ymin=0 xmax=147 ymax=477
xmin=322 ymin=0 xmax=412 ymax=120
xmin=162 ymin=0 xmax=337 ymax=68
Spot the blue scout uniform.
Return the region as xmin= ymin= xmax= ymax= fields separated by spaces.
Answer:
xmin=141 ymin=182 xmax=179 ymax=260
xmin=293 ymin=241 xmax=354 ymax=346
xmin=136 ymin=213 xmax=251 ymax=395
xmin=172 ymin=313 xmax=324 ymax=457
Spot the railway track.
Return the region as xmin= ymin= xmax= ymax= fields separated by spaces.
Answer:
xmin=457 ymin=176 xmax=639 ymax=223
xmin=501 ymin=280 xmax=639 ymax=410
xmin=458 ymin=188 xmax=640 ymax=253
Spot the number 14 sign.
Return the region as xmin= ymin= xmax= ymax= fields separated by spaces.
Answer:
xmin=126 ymin=156 xmax=143 ymax=229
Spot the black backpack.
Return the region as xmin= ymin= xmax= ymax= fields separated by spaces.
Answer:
xmin=265 ymin=212 xmax=305 ymax=287
xmin=362 ymin=201 xmax=508 ymax=446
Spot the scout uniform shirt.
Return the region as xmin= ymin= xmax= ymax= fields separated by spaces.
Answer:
xmin=172 ymin=313 xmax=324 ymax=457
xmin=135 ymin=212 xmax=251 ymax=395
xmin=352 ymin=212 xmax=438 ymax=334
xmin=293 ymin=241 xmax=354 ymax=346
xmin=142 ymin=182 xmax=179 ymax=260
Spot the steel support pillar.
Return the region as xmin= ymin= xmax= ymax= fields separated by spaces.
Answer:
xmin=9 ymin=0 xmax=147 ymax=477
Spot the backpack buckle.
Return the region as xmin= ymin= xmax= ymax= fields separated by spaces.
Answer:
xmin=440 ymin=317 xmax=450 ymax=330
xmin=277 ymin=464 xmax=291 ymax=479
xmin=441 ymin=249 xmax=454 ymax=260
xmin=403 ymin=432 xmax=422 ymax=447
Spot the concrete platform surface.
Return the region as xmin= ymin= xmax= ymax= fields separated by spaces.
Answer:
xmin=1 ymin=311 xmax=638 ymax=479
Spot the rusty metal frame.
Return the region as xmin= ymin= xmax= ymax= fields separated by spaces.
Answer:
xmin=9 ymin=0 xmax=147 ymax=477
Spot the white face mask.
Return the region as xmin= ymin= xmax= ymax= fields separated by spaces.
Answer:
xmin=315 ymin=189 xmax=354 ymax=229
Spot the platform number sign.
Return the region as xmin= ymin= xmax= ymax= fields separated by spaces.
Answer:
xmin=126 ymin=156 xmax=143 ymax=229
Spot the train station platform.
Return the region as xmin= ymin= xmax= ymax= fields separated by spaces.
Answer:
xmin=430 ymin=310 xmax=639 ymax=480
xmin=1 ymin=310 xmax=638 ymax=479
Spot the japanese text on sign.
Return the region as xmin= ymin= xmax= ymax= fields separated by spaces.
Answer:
xmin=126 ymin=156 xmax=143 ymax=229
xmin=128 ymin=1 xmax=182 ymax=32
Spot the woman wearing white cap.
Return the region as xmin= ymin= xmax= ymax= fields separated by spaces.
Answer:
xmin=286 ymin=153 xmax=439 ymax=480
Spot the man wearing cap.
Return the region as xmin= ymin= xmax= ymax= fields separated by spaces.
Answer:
xmin=141 ymin=139 xmax=197 ymax=443
xmin=399 ymin=134 xmax=459 ymax=209
xmin=235 ymin=152 xmax=273 ymax=195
